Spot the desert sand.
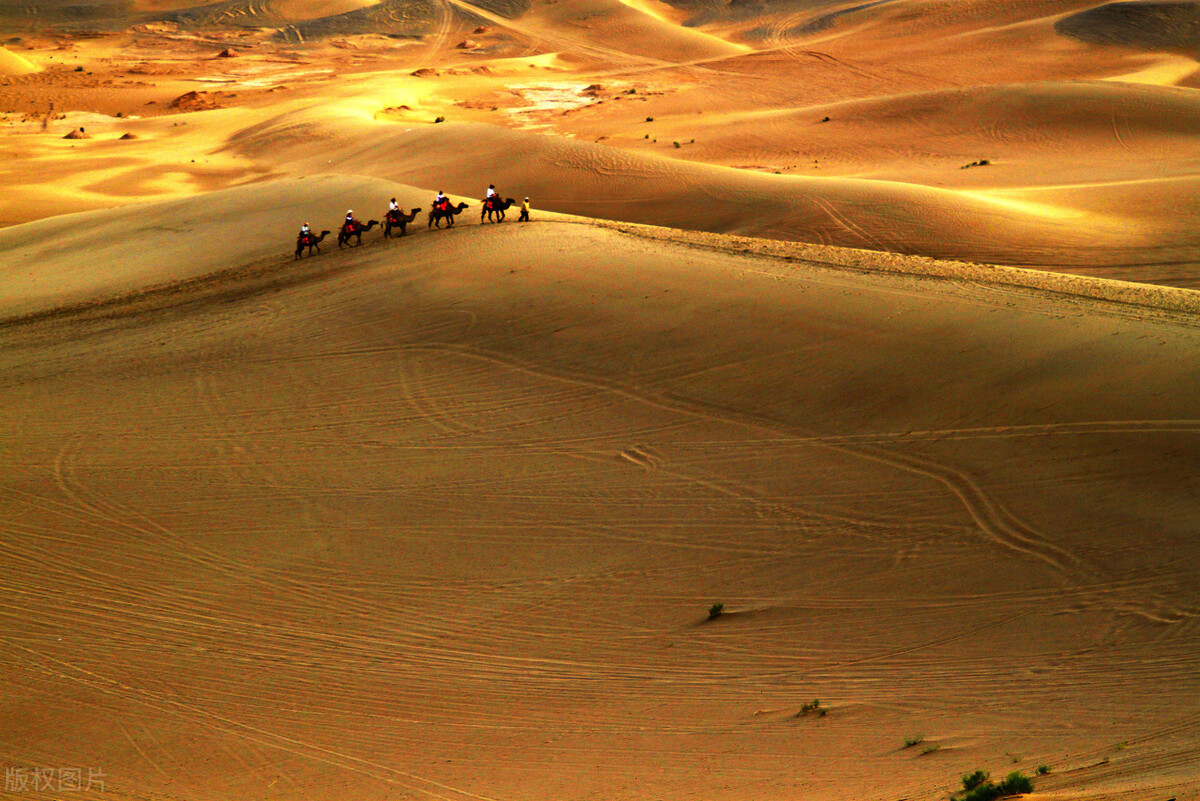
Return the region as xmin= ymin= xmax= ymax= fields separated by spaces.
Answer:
xmin=2 ymin=2 xmax=1200 ymax=801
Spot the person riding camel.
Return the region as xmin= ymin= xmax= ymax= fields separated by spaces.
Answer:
xmin=434 ymin=191 xmax=448 ymax=212
xmin=344 ymin=210 xmax=357 ymax=232
xmin=485 ymin=184 xmax=497 ymax=210
xmin=300 ymin=222 xmax=310 ymax=237
xmin=388 ymin=198 xmax=399 ymax=213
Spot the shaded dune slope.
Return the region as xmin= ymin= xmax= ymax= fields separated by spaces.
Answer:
xmin=1056 ymin=1 xmax=1200 ymax=52
xmin=682 ymin=81 xmax=1200 ymax=180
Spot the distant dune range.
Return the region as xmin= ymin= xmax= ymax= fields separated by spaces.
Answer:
xmin=7 ymin=0 xmax=1200 ymax=284
xmin=221 ymin=89 xmax=1200 ymax=286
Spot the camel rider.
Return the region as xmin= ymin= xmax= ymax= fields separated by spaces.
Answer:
xmin=485 ymin=184 xmax=497 ymax=207
xmin=344 ymin=210 xmax=357 ymax=230
xmin=300 ymin=222 xmax=310 ymax=237
xmin=389 ymin=198 xmax=399 ymax=213
xmin=434 ymin=191 xmax=447 ymax=211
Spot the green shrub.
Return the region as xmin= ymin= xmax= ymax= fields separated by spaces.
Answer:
xmin=920 ymin=743 xmax=940 ymax=756
xmin=798 ymin=699 xmax=826 ymax=717
xmin=955 ymin=770 xmax=1033 ymax=801
xmin=707 ymin=602 xmax=724 ymax=620
xmin=903 ymin=734 xmax=925 ymax=748
xmin=998 ymin=772 xmax=1032 ymax=795
xmin=962 ymin=771 xmax=989 ymax=792
xmin=1036 ymin=765 xmax=1051 ymax=776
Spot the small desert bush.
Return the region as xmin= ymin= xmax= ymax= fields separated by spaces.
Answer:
xmin=707 ymin=602 xmax=724 ymax=620
xmin=798 ymin=699 xmax=827 ymax=717
xmin=954 ymin=770 xmax=1033 ymax=801
xmin=903 ymin=734 xmax=925 ymax=748
xmin=962 ymin=771 xmax=989 ymax=792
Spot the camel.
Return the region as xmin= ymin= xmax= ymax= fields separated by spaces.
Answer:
xmin=481 ymin=196 xmax=517 ymax=223
xmin=295 ymin=230 xmax=330 ymax=259
xmin=337 ymin=219 xmax=379 ymax=248
xmin=384 ymin=207 xmax=421 ymax=238
xmin=428 ymin=201 xmax=469 ymax=229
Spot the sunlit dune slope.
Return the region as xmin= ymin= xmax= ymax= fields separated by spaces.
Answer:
xmin=0 ymin=46 xmax=40 ymax=75
xmin=3 ymin=180 xmax=1200 ymax=801
xmin=527 ymin=0 xmax=748 ymax=61
xmin=0 ymin=175 xmax=448 ymax=319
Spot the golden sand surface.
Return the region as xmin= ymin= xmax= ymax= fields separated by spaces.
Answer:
xmin=2 ymin=3 xmax=1200 ymax=800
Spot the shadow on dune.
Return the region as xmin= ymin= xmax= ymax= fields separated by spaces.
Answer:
xmin=1056 ymin=1 xmax=1200 ymax=54
xmin=266 ymin=0 xmax=528 ymax=41
xmin=272 ymin=0 xmax=439 ymax=41
xmin=158 ymin=0 xmax=290 ymax=28
xmin=0 ymin=0 xmax=136 ymax=32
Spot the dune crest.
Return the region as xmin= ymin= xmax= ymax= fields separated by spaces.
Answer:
xmin=0 ymin=46 xmax=39 ymax=75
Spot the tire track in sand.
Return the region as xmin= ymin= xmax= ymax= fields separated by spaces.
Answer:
xmin=387 ymin=342 xmax=1103 ymax=587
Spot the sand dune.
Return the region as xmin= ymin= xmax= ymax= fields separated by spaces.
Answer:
xmin=529 ymin=0 xmax=748 ymax=62
xmin=217 ymin=104 xmax=1196 ymax=274
xmin=5 ymin=2 xmax=1200 ymax=799
xmin=3 ymin=183 xmax=1200 ymax=801
xmin=0 ymin=175 xmax=439 ymax=318
xmin=676 ymin=80 xmax=1200 ymax=181
xmin=0 ymin=46 xmax=40 ymax=75
xmin=1056 ymin=1 xmax=1200 ymax=52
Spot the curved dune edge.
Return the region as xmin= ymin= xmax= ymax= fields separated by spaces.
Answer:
xmin=4 ymin=203 xmax=1198 ymax=331
xmin=586 ymin=218 xmax=1200 ymax=317
xmin=0 ymin=46 xmax=40 ymax=75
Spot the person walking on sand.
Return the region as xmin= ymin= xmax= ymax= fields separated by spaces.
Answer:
xmin=518 ymin=197 xmax=530 ymax=222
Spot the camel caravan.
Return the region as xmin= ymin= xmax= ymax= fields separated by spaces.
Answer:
xmin=294 ymin=186 xmax=531 ymax=259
